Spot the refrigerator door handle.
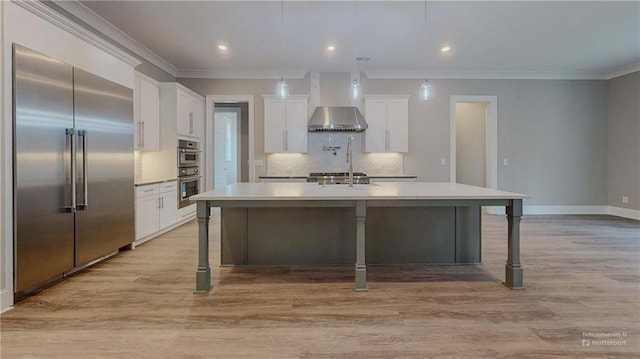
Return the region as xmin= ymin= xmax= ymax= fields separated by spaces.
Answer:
xmin=64 ymin=128 xmax=76 ymax=213
xmin=77 ymin=130 xmax=89 ymax=210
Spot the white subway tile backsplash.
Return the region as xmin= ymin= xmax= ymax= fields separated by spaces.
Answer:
xmin=267 ymin=132 xmax=403 ymax=176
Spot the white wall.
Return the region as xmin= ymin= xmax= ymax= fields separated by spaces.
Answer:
xmin=1 ymin=1 xmax=136 ymax=312
xmin=607 ymin=71 xmax=640 ymax=211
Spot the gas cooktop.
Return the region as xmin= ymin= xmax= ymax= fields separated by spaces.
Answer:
xmin=307 ymin=172 xmax=369 ymax=185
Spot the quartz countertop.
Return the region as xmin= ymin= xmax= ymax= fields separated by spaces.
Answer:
xmin=134 ymin=178 xmax=177 ymax=186
xmin=258 ymin=175 xmax=417 ymax=179
xmin=192 ymin=182 xmax=528 ymax=201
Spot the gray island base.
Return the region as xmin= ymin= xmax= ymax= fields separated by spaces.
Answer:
xmin=192 ymin=182 xmax=527 ymax=293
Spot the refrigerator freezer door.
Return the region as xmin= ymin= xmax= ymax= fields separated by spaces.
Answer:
xmin=73 ymin=68 xmax=135 ymax=265
xmin=13 ymin=45 xmax=75 ymax=293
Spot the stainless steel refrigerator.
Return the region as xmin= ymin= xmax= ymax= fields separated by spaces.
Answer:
xmin=13 ymin=44 xmax=134 ymax=297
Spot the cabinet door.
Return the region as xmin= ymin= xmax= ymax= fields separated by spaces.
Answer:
xmin=190 ymin=97 xmax=204 ymax=140
xmin=386 ymin=99 xmax=409 ymax=152
xmin=176 ymin=89 xmax=193 ymax=136
xmin=364 ymin=99 xmax=388 ymax=152
xmin=285 ymin=99 xmax=308 ymax=153
xmin=159 ymin=190 xmax=178 ymax=229
xmin=264 ymin=99 xmax=286 ymax=153
xmin=136 ymin=195 xmax=159 ymax=240
xmin=137 ymin=78 xmax=160 ymax=151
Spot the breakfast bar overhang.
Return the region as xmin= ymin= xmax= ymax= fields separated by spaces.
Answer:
xmin=191 ymin=182 xmax=528 ymax=293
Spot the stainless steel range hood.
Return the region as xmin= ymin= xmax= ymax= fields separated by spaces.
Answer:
xmin=308 ymin=106 xmax=367 ymax=132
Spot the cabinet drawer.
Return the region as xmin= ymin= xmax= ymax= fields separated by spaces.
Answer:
xmin=159 ymin=181 xmax=177 ymax=193
xmin=136 ymin=184 xmax=159 ymax=198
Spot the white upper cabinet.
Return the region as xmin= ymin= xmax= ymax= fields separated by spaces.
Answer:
xmin=160 ymin=83 xmax=204 ymax=141
xmin=134 ymin=73 xmax=160 ymax=151
xmin=364 ymin=95 xmax=410 ymax=153
xmin=263 ymin=95 xmax=309 ymax=153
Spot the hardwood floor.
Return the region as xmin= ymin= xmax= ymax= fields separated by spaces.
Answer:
xmin=1 ymin=211 xmax=639 ymax=358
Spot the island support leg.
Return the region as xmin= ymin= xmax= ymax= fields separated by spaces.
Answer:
xmin=195 ymin=200 xmax=212 ymax=293
xmin=504 ymin=199 xmax=524 ymax=289
xmin=355 ymin=200 xmax=368 ymax=292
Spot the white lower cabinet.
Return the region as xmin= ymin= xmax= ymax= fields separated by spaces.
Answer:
xmin=135 ymin=187 xmax=160 ymax=239
xmin=135 ymin=181 xmax=179 ymax=243
xmin=158 ymin=182 xmax=177 ymax=229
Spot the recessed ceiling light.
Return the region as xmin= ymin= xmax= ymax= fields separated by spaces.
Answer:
xmin=441 ymin=46 xmax=451 ymax=53
xmin=327 ymin=45 xmax=336 ymax=51
xmin=218 ymin=44 xmax=228 ymax=50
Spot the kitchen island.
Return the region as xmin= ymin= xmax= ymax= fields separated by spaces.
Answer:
xmin=191 ymin=182 xmax=528 ymax=293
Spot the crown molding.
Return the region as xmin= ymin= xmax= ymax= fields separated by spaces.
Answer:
xmin=12 ymin=0 xmax=142 ymax=67
xmin=363 ymin=70 xmax=615 ymax=80
xmin=606 ymin=63 xmax=640 ymax=80
xmin=52 ymin=0 xmax=177 ymax=76
xmin=177 ymin=69 xmax=308 ymax=80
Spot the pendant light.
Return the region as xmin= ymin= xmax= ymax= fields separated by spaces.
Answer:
xmin=419 ymin=0 xmax=433 ymax=101
xmin=350 ymin=0 xmax=362 ymax=101
xmin=275 ymin=0 xmax=289 ymax=99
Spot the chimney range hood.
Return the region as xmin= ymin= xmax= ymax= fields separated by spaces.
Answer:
xmin=308 ymin=106 xmax=367 ymax=132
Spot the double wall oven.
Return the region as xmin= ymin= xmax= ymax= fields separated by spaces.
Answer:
xmin=177 ymin=140 xmax=201 ymax=208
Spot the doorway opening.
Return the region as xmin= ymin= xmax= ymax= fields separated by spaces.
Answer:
xmin=450 ymin=96 xmax=498 ymax=213
xmin=205 ymin=95 xmax=254 ymax=191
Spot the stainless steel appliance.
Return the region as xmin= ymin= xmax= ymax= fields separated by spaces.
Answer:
xmin=307 ymin=172 xmax=370 ymax=185
xmin=177 ymin=140 xmax=201 ymax=208
xmin=13 ymin=45 xmax=134 ymax=297
xmin=308 ymin=106 xmax=368 ymax=132
xmin=177 ymin=139 xmax=200 ymax=167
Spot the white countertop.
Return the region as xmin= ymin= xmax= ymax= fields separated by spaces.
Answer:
xmin=192 ymin=182 xmax=528 ymax=201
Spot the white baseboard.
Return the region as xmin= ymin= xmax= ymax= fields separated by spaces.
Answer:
xmin=488 ymin=205 xmax=639 ymax=221
xmin=608 ymin=206 xmax=640 ymax=221
xmin=1 ymin=288 xmax=14 ymax=313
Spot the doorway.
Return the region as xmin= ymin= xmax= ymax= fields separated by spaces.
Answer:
xmin=214 ymin=107 xmax=240 ymax=188
xmin=450 ymin=95 xmax=498 ymax=212
xmin=205 ymin=96 xmax=254 ymax=191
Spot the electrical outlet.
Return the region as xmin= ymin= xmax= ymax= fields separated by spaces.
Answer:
xmin=440 ymin=159 xmax=446 ymax=166
xmin=622 ymin=196 xmax=629 ymax=204
xmin=503 ymin=159 xmax=508 ymax=166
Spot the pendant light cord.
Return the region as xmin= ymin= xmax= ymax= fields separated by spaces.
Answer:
xmin=353 ymin=0 xmax=357 ymax=81
xmin=424 ymin=0 xmax=427 ymax=79
xmin=280 ymin=0 xmax=284 ymax=81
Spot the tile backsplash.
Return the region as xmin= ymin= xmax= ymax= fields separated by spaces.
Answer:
xmin=267 ymin=132 xmax=404 ymax=176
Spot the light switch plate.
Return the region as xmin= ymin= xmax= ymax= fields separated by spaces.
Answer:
xmin=440 ymin=159 xmax=446 ymax=166
xmin=254 ymin=159 xmax=264 ymax=167
xmin=503 ymin=159 xmax=509 ymax=166
xmin=622 ymin=196 xmax=629 ymax=204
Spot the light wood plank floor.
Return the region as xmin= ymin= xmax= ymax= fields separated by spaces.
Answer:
xmin=1 ymin=212 xmax=639 ymax=358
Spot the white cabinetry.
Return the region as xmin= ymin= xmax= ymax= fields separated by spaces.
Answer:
xmin=135 ymin=181 xmax=178 ymax=243
xmin=263 ymin=95 xmax=308 ymax=153
xmin=135 ymin=185 xmax=160 ymax=240
xmin=159 ymin=83 xmax=204 ymax=140
xmin=364 ymin=95 xmax=409 ymax=153
xmin=134 ymin=72 xmax=160 ymax=151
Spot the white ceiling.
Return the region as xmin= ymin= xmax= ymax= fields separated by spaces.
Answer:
xmin=73 ymin=0 xmax=640 ymax=79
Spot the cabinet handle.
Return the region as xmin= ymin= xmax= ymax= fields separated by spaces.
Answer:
xmin=143 ymin=189 xmax=154 ymax=193
xmin=386 ymin=130 xmax=390 ymax=151
xmin=189 ymin=112 xmax=193 ymax=134
xmin=158 ymin=197 xmax=162 ymax=209
xmin=141 ymin=121 xmax=145 ymax=147
xmin=284 ymin=130 xmax=288 ymax=152
xmin=161 ymin=196 xmax=164 ymax=208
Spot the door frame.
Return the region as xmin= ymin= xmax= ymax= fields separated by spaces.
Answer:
xmin=449 ymin=95 xmax=498 ymax=191
xmin=214 ymin=107 xmax=241 ymax=187
xmin=205 ymin=95 xmax=254 ymax=191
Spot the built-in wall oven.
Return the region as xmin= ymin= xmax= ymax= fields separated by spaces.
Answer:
xmin=177 ymin=140 xmax=201 ymax=208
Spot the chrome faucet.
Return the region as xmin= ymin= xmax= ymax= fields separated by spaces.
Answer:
xmin=346 ymin=136 xmax=353 ymax=187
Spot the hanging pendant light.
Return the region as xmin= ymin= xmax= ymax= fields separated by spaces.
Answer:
xmin=275 ymin=0 xmax=289 ymax=99
xmin=350 ymin=0 xmax=362 ymax=101
xmin=419 ymin=0 xmax=433 ymax=101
